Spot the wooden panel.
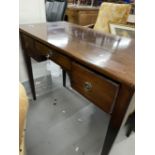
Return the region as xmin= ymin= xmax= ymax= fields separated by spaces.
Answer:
xmin=35 ymin=41 xmax=71 ymax=70
xmin=21 ymin=34 xmax=34 ymax=50
xmin=78 ymin=11 xmax=98 ymax=25
xmin=66 ymin=9 xmax=79 ymax=24
xmin=66 ymin=7 xmax=99 ymax=25
xmin=21 ymin=34 xmax=37 ymax=58
xmin=34 ymin=41 xmax=49 ymax=56
xmin=22 ymin=33 xmax=71 ymax=70
xmin=71 ymin=62 xmax=119 ymax=113
xmin=49 ymin=50 xmax=71 ymax=71
xmin=21 ymin=34 xmax=47 ymax=62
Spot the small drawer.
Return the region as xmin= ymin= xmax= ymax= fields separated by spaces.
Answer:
xmin=21 ymin=34 xmax=71 ymax=66
xmin=21 ymin=34 xmax=47 ymax=62
xmin=71 ymin=63 xmax=119 ymax=113
xmin=49 ymin=50 xmax=71 ymax=71
xmin=34 ymin=40 xmax=71 ymax=70
xmin=21 ymin=34 xmax=34 ymax=50
xmin=34 ymin=41 xmax=49 ymax=56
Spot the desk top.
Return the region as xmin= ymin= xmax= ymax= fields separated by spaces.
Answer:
xmin=19 ymin=22 xmax=134 ymax=87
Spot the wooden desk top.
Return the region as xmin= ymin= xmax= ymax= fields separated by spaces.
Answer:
xmin=19 ymin=22 xmax=134 ymax=87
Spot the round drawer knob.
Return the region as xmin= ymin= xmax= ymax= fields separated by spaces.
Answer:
xmin=84 ymin=82 xmax=92 ymax=91
xmin=46 ymin=51 xmax=53 ymax=59
xmin=46 ymin=54 xmax=50 ymax=59
xmin=49 ymin=50 xmax=53 ymax=56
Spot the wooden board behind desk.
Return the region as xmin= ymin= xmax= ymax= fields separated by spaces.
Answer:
xmin=66 ymin=5 xmax=135 ymax=26
xmin=19 ymin=22 xmax=134 ymax=155
xmin=66 ymin=5 xmax=99 ymax=25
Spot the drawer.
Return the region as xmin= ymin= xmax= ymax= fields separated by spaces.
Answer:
xmin=34 ymin=41 xmax=49 ymax=56
xmin=21 ymin=34 xmax=34 ymax=50
xmin=34 ymin=41 xmax=71 ymax=70
xmin=49 ymin=50 xmax=71 ymax=71
xmin=21 ymin=34 xmax=71 ymax=67
xmin=71 ymin=63 xmax=119 ymax=113
xmin=21 ymin=35 xmax=46 ymax=62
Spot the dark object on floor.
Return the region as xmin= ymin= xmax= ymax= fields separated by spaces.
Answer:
xmin=125 ymin=111 xmax=135 ymax=137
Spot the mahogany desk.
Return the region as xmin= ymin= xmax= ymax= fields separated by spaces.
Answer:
xmin=19 ymin=22 xmax=135 ymax=155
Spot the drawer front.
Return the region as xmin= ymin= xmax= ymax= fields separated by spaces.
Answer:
xmin=49 ymin=50 xmax=71 ymax=70
xmin=22 ymin=34 xmax=34 ymax=50
xmin=35 ymin=41 xmax=71 ymax=70
xmin=21 ymin=34 xmax=46 ymax=61
xmin=22 ymin=34 xmax=48 ymax=56
xmin=34 ymin=41 xmax=71 ymax=70
xmin=21 ymin=34 xmax=71 ymax=68
xmin=71 ymin=63 xmax=119 ymax=113
xmin=34 ymin=41 xmax=49 ymax=56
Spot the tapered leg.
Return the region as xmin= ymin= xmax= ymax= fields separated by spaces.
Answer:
xmin=101 ymin=124 xmax=119 ymax=155
xmin=126 ymin=124 xmax=133 ymax=137
xmin=62 ymin=69 xmax=66 ymax=87
xmin=23 ymin=54 xmax=36 ymax=100
xmin=126 ymin=111 xmax=135 ymax=137
xmin=101 ymin=85 xmax=134 ymax=155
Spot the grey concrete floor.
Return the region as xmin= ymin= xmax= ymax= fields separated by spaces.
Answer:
xmin=25 ymin=73 xmax=134 ymax=155
xmin=25 ymin=73 xmax=110 ymax=155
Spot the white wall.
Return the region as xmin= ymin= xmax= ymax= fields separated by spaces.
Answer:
xmin=19 ymin=0 xmax=46 ymax=82
xmin=19 ymin=0 xmax=46 ymax=24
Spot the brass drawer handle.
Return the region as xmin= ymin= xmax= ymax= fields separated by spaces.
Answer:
xmin=46 ymin=54 xmax=50 ymax=59
xmin=46 ymin=51 xmax=53 ymax=59
xmin=84 ymin=82 xmax=92 ymax=91
xmin=49 ymin=50 xmax=53 ymax=56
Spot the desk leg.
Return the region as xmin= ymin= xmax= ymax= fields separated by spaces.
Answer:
xmin=101 ymin=123 xmax=119 ymax=155
xmin=101 ymin=85 xmax=134 ymax=155
xmin=24 ymin=54 xmax=36 ymax=100
xmin=62 ymin=70 xmax=66 ymax=87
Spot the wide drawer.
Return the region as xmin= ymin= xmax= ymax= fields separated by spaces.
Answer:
xmin=71 ymin=63 xmax=119 ymax=113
